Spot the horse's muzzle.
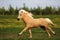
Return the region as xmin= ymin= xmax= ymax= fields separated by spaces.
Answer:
xmin=17 ymin=18 xmax=20 ymax=21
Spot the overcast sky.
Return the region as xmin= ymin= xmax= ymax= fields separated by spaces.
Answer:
xmin=0 ymin=0 xmax=60 ymax=9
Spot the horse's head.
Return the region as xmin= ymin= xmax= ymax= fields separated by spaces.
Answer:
xmin=17 ymin=9 xmax=33 ymax=21
xmin=17 ymin=9 xmax=25 ymax=20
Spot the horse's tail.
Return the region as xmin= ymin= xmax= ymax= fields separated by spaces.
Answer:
xmin=45 ymin=18 xmax=57 ymax=26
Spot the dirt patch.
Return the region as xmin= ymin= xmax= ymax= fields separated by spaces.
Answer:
xmin=0 ymin=33 xmax=18 ymax=39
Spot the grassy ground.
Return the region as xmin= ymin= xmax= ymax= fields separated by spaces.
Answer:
xmin=0 ymin=15 xmax=60 ymax=40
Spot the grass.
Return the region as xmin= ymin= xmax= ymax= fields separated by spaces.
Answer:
xmin=0 ymin=15 xmax=60 ymax=40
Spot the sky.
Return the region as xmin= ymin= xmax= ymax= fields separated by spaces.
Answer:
xmin=0 ymin=0 xmax=60 ymax=9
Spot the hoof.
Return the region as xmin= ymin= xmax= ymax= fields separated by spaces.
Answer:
xmin=18 ymin=33 xmax=21 ymax=36
xmin=48 ymin=36 xmax=51 ymax=38
xmin=29 ymin=37 xmax=32 ymax=38
xmin=18 ymin=33 xmax=20 ymax=36
xmin=29 ymin=36 xmax=32 ymax=38
xmin=53 ymin=33 xmax=56 ymax=35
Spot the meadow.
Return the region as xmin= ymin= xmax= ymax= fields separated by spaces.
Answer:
xmin=0 ymin=15 xmax=60 ymax=40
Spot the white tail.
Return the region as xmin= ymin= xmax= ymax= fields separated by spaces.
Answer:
xmin=45 ymin=18 xmax=56 ymax=26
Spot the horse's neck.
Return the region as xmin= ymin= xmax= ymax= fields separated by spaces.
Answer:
xmin=22 ymin=15 xmax=34 ymax=24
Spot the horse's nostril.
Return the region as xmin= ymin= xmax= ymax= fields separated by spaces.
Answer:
xmin=17 ymin=18 xmax=20 ymax=21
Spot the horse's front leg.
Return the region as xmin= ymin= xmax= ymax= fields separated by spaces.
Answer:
xmin=18 ymin=27 xmax=29 ymax=36
xmin=28 ymin=29 xmax=32 ymax=38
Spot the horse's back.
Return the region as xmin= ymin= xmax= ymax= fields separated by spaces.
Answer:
xmin=33 ymin=18 xmax=48 ymax=26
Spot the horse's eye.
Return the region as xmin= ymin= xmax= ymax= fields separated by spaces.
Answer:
xmin=21 ymin=11 xmax=23 ymax=13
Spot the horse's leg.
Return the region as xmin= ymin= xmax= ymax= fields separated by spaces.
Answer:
xmin=18 ymin=27 xmax=29 ymax=36
xmin=40 ymin=26 xmax=51 ymax=38
xmin=46 ymin=28 xmax=51 ymax=38
xmin=46 ymin=26 xmax=56 ymax=35
xmin=28 ymin=29 xmax=32 ymax=38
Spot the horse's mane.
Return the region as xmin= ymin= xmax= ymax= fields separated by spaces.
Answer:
xmin=19 ymin=9 xmax=33 ymax=18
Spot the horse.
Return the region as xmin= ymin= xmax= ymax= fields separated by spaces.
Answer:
xmin=17 ymin=9 xmax=56 ymax=38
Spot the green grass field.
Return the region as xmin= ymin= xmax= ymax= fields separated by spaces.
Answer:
xmin=0 ymin=15 xmax=60 ymax=40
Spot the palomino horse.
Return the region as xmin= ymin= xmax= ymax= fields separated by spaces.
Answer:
xmin=17 ymin=9 xmax=56 ymax=38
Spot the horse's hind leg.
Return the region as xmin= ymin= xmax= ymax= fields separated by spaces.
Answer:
xmin=45 ymin=28 xmax=51 ymax=38
xmin=40 ymin=26 xmax=51 ymax=38
xmin=46 ymin=26 xmax=56 ymax=35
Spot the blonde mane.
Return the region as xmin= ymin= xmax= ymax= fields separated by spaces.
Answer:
xmin=19 ymin=9 xmax=33 ymax=19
